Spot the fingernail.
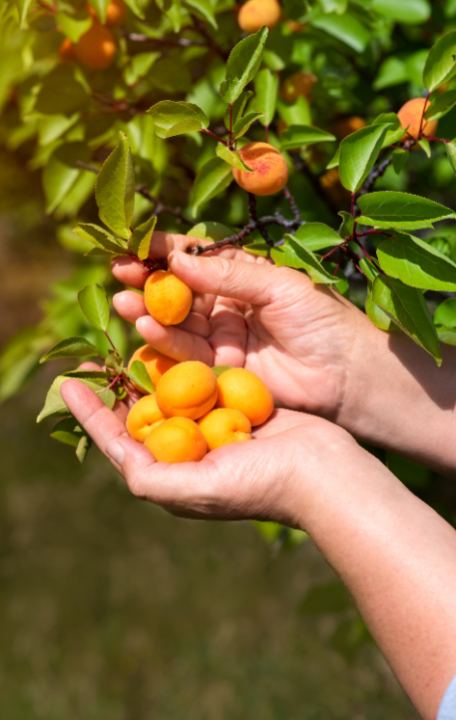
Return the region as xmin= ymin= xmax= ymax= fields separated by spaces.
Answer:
xmin=172 ymin=250 xmax=199 ymax=270
xmin=106 ymin=441 xmax=125 ymax=466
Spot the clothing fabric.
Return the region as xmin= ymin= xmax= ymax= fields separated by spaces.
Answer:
xmin=438 ymin=675 xmax=456 ymax=720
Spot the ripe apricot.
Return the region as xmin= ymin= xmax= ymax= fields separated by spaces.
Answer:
xmin=281 ymin=72 xmax=317 ymax=102
xmin=126 ymin=394 xmax=166 ymax=443
xmin=397 ymin=98 xmax=438 ymax=141
xmin=334 ymin=116 xmax=366 ymax=140
xmin=216 ymin=368 xmax=274 ymax=427
xmin=88 ymin=0 xmax=127 ymax=27
xmin=144 ymin=270 xmax=193 ymax=327
xmin=156 ymin=361 xmax=218 ymax=421
xmin=198 ymin=408 xmax=252 ymax=451
xmin=75 ymin=21 xmax=116 ymax=69
xmin=232 ymin=142 xmax=289 ymax=197
xmin=58 ymin=37 xmax=77 ymax=62
xmin=144 ymin=417 xmax=207 ymax=464
xmin=238 ymin=0 xmax=281 ymax=33
xmin=128 ymin=345 xmax=178 ymax=391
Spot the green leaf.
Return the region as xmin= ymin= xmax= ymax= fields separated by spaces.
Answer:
xmin=50 ymin=417 xmax=92 ymax=464
xmin=319 ymin=0 xmax=348 ymax=13
xmin=280 ymin=124 xmax=336 ymax=150
xmin=418 ymin=137 xmax=431 ymax=158
xmin=224 ymin=91 xmax=254 ymax=130
xmin=73 ymin=223 xmax=127 ymax=255
xmin=192 ymin=157 xmax=233 ymax=217
xmin=183 ymin=0 xmax=217 ymax=29
xmin=96 ymin=132 xmax=135 ymax=240
xmin=188 ymin=222 xmax=237 ymax=243
xmin=371 ymin=0 xmax=431 ymax=24
xmin=43 ymin=142 xmax=90 ymax=215
xmin=434 ymin=298 xmax=456 ymax=327
xmin=86 ymin=0 xmax=110 ymax=23
xmin=377 ymin=232 xmax=456 ymax=291
xmin=311 ymin=12 xmax=370 ymax=53
xmin=357 ymin=192 xmax=456 ymax=231
xmin=232 ymin=111 xmax=264 ymax=139
xmin=220 ymin=27 xmax=269 ymax=104
xmin=147 ymin=100 xmax=209 ymax=139
xmin=372 ymin=275 xmax=441 ymax=365
xmin=212 ymin=366 xmax=232 ymax=378
xmin=365 ymin=291 xmax=395 ymax=332
xmin=373 ymin=57 xmax=408 ymax=91
xmin=436 ymin=326 xmax=456 ymax=346
xmin=338 ymin=211 xmax=355 ymax=239
xmin=40 ymin=337 xmax=99 ymax=364
xmin=128 ymin=360 xmax=156 ymax=395
xmin=271 ymin=236 xmax=338 ymax=284
xmin=444 ymin=139 xmax=456 ymax=176
xmin=34 ymin=66 xmax=88 ymax=116
xmin=372 ymin=113 xmax=405 ymax=147
xmin=425 ymin=90 xmax=456 ymax=121
xmin=216 ymin=143 xmax=253 ymax=171
xmin=37 ymin=374 xmax=116 ymax=423
xmin=423 ymin=31 xmax=456 ymax=92
xmin=292 ymin=222 xmax=342 ymax=251
xmin=55 ymin=10 xmax=91 ymax=43
xmin=129 ymin=216 xmax=157 ymax=261
xmin=392 ymin=149 xmax=409 ymax=174
xmin=277 ymin=96 xmax=311 ymax=127
xmin=78 ymin=284 xmax=110 ymax=332
xmin=151 ymin=58 xmax=192 ymax=94
xmin=339 ymin=124 xmax=392 ymax=193
xmin=15 ymin=0 xmax=34 ymax=28
xmin=253 ymin=68 xmax=279 ymax=127
xmin=123 ymin=0 xmax=145 ymax=19
xmin=326 ymin=147 xmax=340 ymax=170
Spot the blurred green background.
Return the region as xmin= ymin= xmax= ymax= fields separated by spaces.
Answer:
xmin=0 ymin=147 xmax=422 ymax=720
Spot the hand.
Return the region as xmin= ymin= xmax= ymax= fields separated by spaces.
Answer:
xmin=112 ymin=231 xmax=369 ymax=421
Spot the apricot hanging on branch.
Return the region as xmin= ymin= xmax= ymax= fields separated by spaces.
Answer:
xmin=75 ymin=21 xmax=116 ymax=69
xmin=232 ymin=142 xmax=289 ymax=196
xmin=238 ymin=0 xmax=282 ymax=33
xmin=397 ymin=98 xmax=438 ymax=140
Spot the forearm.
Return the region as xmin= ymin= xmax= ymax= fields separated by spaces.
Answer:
xmin=299 ymin=447 xmax=456 ymax=720
xmin=340 ymin=319 xmax=456 ymax=476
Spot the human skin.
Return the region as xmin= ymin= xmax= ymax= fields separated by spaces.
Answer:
xmin=111 ymin=232 xmax=456 ymax=477
xmin=61 ymin=377 xmax=456 ymax=720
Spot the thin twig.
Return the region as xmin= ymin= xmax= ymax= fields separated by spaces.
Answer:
xmin=248 ymin=193 xmax=274 ymax=247
xmin=125 ymin=32 xmax=206 ymax=48
xmin=283 ymin=186 xmax=301 ymax=224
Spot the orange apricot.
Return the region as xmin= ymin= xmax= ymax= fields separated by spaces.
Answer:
xmin=198 ymin=408 xmax=252 ymax=451
xmin=88 ymin=0 xmax=127 ymax=27
xmin=128 ymin=345 xmax=178 ymax=392
xmin=58 ymin=37 xmax=77 ymax=62
xmin=334 ymin=116 xmax=366 ymax=140
xmin=238 ymin=0 xmax=281 ymax=33
xmin=232 ymin=142 xmax=289 ymax=196
xmin=216 ymin=368 xmax=274 ymax=427
xmin=75 ymin=21 xmax=116 ymax=70
xmin=281 ymin=72 xmax=317 ymax=102
xmin=397 ymin=98 xmax=438 ymax=141
xmin=144 ymin=417 xmax=207 ymax=464
xmin=156 ymin=361 xmax=218 ymax=421
xmin=126 ymin=394 xmax=166 ymax=443
xmin=144 ymin=270 xmax=193 ymax=327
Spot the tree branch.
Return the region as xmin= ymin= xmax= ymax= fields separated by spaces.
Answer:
xmin=291 ymin=155 xmax=340 ymax=219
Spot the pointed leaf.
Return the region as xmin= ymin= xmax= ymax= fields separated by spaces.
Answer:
xmin=372 ymin=113 xmax=405 ymax=147
xmin=445 ymin=139 xmax=456 ymax=176
xmin=280 ymin=124 xmax=336 ymax=150
xmin=123 ymin=0 xmax=145 ymax=18
xmin=372 ymin=0 xmax=431 ymax=24
xmin=15 ymin=0 xmax=34 ymax=28
xmin=254 ymin=68 xmax=279 ymax=127
xmin=434 ymin=298 xmax=456 ymax=328
xmin=357 ymin=192 xmax=456 ymax=231
xmin=271 ymin=236 xmax=338 ymax=284
xmin=377 ymin=232 xmax=456 ymax=291
xmin=372 ymin=276 xmax=441 ymax=365
xmin=86 ymin=0 xmax=110 ymax=23
xmin=216 ymin=144 xmax=253 ymax=171
xmin=233 ymin=111 xmax=264 ymax=139
xmin=50 ymin=417 xmax=92 ymax=463
xmin=425 ymin=89 xmax=456 ymax=121
xmin=192 ymin=157 xmax=233 ymax=217
xmin=224 ymin=91 xmax=254 ymax=130
xmin=37 ymin=375 xmax=116 ymax=423
xmin=147 ymin=100 xmax=209 ymax=139
xmin=128 ymin=360 xmax=156 ymax=395
xmin=129 ymin=216 xmax=157 ymax=261
xmin=96 ymin=133 xmax=135 ymax=240
xmin=423 ymin=31 xmax=456 ymax=92
xmin=365 ymin=291 xmax=395 ymax=332
xmin=338 ymin=211 xmax=355 ymax=239
xmin=418 ymin=138 xmax=431 ymax=158
xmin=184 ymin=0 xmax=217 ymax=28
xmin=392 ymin=149 xmax=409 ymax=174
xmin=292 ymin=223 xmax=342 ymax=252
xmin=55 ymin=10 xmax=92 ymax=43
xmin=311 ymin=12 xmax=370 ymax=53
xmin=188 ymin=222 xmax=237 ymax=243
xmin=220 ymin=27 xmax=269 ymax=104
xmin=40 ymin=337 xmax=99 ymax=364
xmin=74 ymin=223 xmax=127 ymax=255
xmin=78 ymin=284 xmax=110 ymax=332
xmin=43 ymin=142 xmax=90 ymax=214
xmin=339 ymin=124 xmax=392 ymax=193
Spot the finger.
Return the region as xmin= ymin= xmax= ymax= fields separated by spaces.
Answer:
xmin=78 ymin=361 xmax=102 ymax=371
xmin=136 ymin=315 xmax=214 ymax=365
xmin=169 ymin=250 xmax=279 ymax=307
xmin=177 ymin=310 xmax=210 ymax=338
xmin=209 ymin=300 xmax=247 ymax=367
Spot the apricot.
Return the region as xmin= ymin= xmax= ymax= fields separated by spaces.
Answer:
xmin=397 ymin=98 xmax=438 ymax=141
xmin=334 ymin=116 xmax=366 ymax=140
xmin=232 ymin=142 xmax=289 ymax=197
xmin=281 ymin=72 xmax=317 ymax=102
xmin=198 ymin=408 xmax=252 ymax=451
xmin=238 ymin=0 xmax=281 ymax=33
xmin=75 ymin=21 xmax=116 ymax=70
xmin=128 ymin=345 xmax=178 ymax=391
xmin=156 ymin=361 xmax=218 ymax=421
xmin=216 ymin=368 xmax=274 ymax=427
xmin=58 ymin=37 xmax=77 ymax=62
xmin=126 ymin=394 xmax=166 ymax=443
xmin=145 ymin=417 xmax=207 ymax=464
xmin=144 ymin=270 xmax=193 ymax=327
xmin=88 ymin=0 xmax=127 ymax=27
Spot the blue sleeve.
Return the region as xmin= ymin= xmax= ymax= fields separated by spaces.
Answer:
xmin=438 ymin=675 xmax=456 ymax=720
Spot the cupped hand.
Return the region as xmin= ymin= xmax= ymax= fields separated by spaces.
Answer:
xmin=112 ymin=232 xmax=374 ymax=422
xmin=60 ymin=377 xmax=357 ymax=527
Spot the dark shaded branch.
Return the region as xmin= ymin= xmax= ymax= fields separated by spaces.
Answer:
xmin=189 ymin=213 xmax=302 ymax=255
xmin=283 ymin=186 xmax=301 ymax=224
xmin=248 ymin=193 xmax=274 ymax=247
xmin=125 ymin=32 xmax=206 ymax=48
xmin=291 ymin=155 xmax=340 ymax=219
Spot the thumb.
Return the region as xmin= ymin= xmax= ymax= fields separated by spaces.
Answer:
xmin=169 ymin=249 xmax=279 ymax=306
